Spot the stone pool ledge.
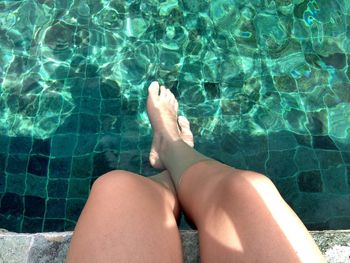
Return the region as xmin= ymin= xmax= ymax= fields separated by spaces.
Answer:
xmin=0 ymin=229 xmax=349 ymax=263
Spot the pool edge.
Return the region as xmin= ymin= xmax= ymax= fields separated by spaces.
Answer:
xmin=0 ymin=229 xmax=349 ymax=262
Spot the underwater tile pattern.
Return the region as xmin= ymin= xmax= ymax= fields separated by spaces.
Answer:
xmin=0 ymin=0 xmax=350 ymax=232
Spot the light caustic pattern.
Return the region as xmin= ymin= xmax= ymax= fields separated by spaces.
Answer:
xmin=0 ymin=0 xmax=350 ymax=232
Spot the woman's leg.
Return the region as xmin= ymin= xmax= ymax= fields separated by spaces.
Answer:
xmin=66 ymin=170 xmax=183 ymax=263
xmin=146 ymin=81 xmax=326 ymax=262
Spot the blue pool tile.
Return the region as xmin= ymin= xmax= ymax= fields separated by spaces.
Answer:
xmin=0 ymin=154 xmax=6 ymax=172
xmin=293 ymin=133 xmax=312 ymax=147
xmin=121 ymin=98 xmax=140 ymax=116
xmin=9 ymin=137 xmax=33 ymax=154
xmin=100 ymin=79 xmax=121 ymax=99
xmin=298 ymin=171 xmax=323 ymax=193
xmin=25 ymin=174 xmax=48 ymax=198
xmin=0 ymin=192 xmax=24 ymax=217
xmin=78 ymin=113 xmax=100 ymax=133
xmin=22 ymin=217 xmax=43 ymax=233
xmin=0 ymin=171 xmax=5 ymax=193
xmin=95 ymin=134 xmax=121 ymax=152
xmin=43 ymin=219 xmax=66 ymax=232
xmin=67 ymin=178 xmax=90 ymax=198
xmin=120 ymin=136 xmax=140 ymax=151
xmin=55 ymin=114 xmax=79 ymax=134
xmin=66 ymin=77 xmax=84 ymax=97
xmin=266 ymin=150 xmax=298 ymax=178
xmin=65 ymin=198 xmax=86 ymax=222
xmin=120 ymin=116 xmax=140 ymax=134
xmin=85 ymin=64 xmax=99 ymax=78
xmin=328 ymin=217 xmax=350 ymax=230
xmin=204 ymin=82 xmax=220 ymax=99
xmin=312 ymin=136 xmax=339 ymax=150
xmin=31 ymin=139 xmax=51 ymax=156
xmin=101 ymin=99 xmax=121 ymax=116
xmin=46 ymin=198 xmax=66 ymax=219
xmin=0 ymin=136 xmax=9 ymax=153
xmin=79 ymin=97 xmax=101 ymax=115
xmin=341 ymin=151 xmax=350 ymax=165
xmin=118 ymin=151 xmax=142 ymax=174
xmin=0 ymin=214 xmax=22 ymax=233
xmin=268 ymin=130 xmax=298 ymax=151
xmin=100 ymin=115 xmax=121 ymax=133
xmin=64 ymin=220 xmax=77 ymax=231
xmin=315 ymin=149 xmax=344 ymax=170
xmin=74 ymin=135 xmax=98 ymax=155
xmin=92 ymin=151 xmax=118 ymax=177
xmin=51 ymin=135 xmax=78 ymax=157
xmin=27 ymin=155 xmax=49 ymax=177
xmin=48 ymin=179 xmax=68 ymax=198
xmin=6 ymin=173 xmax=26 ymax=195
xmin=82 ymin=78 xmax=101 ymax=99
xmin=71 ymin=155 xmax=93 ymax=178
xmin=24 ymin=195 xmax=46 ymax=218
xmin=321 ymin=166 xmax=348 ymax=194
xmin=347 ymin=166 xmax=350 ymax=190
xmin=49 ymin=157 xmax=72 ymax=178
xmin=244 ymin=151 xmax=268 ymax=174
xmin=306 ymin=111 xmax=329 ymax=136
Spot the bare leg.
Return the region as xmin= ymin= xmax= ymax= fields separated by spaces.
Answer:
xmin=66 ymin=170 xmax=183 ymax=263
xmin=146 ymin=81 xmax=326 ymax=262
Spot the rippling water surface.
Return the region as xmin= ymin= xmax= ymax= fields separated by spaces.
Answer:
xmin=0 ymin=0 xmax=350 ymax=232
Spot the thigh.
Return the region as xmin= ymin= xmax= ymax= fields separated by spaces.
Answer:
xmin=178 ymin=161 xmax=324 ymax=262
xmin=67 ymin=170 xmax=183 ymax=263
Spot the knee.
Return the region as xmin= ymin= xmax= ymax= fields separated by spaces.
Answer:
xmin=91 ymin=170 xmax=140 ymax=195
xmin=220 ymin=170 xmax=276 ymax=197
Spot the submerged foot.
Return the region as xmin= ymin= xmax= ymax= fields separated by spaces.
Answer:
xmin=149 ymin=115 xmax=194 ymax=191
xmin=147 ymin=81 xmax=194 ymax=169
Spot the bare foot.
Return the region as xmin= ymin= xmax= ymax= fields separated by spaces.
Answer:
xmin=147 ymin=81 xmax=193 ymax=169
xmin=149 ymin=115 xmax=194 ymax=194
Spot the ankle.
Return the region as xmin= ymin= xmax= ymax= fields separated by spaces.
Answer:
xmin=159 ymin=134 xmax=181 ymax=156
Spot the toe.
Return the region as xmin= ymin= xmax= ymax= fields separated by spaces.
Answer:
xmin=178 ymin=116 xmax=194 ymax=147
xmin=166 ymin=88 xmax=172 ymax=99
xmin=174 ymin=100 xmax=179 ymax=111
xmin=160 ymin=86 xmax=167 ymax=98
xmin=166 ymin=89 xmax=174 ymax=101
xmin=178 ymin=116 xmax=190 ymax=129
xmin=148 ymin=81 xmax=160 ymax=98
xmin=149 ymin=150 xmax=164 ymax=170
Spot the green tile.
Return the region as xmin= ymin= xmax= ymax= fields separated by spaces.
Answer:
xmin=46 ymin=198 xmax=66 ymax=219
xmin=51 ymin=135 xmax=78 ymax=157
xmin=321 ymin=166 xmax=348 ymax=194
xmin=6 ymin=155 xmax=28 ymax=174
xmin=6 ymin=173 xmax=26 ymax=195
xmin=0 ymin=136 xmax=9 ymax=154
xmin=71 ymin=155 xmax=93 ymax=178
xmin=25 ymin=174 xmax=48 ymax=198
xmin=79 ymin=113 xmax=101 ymax=133
xmin=22 ymin=217 xmax=43 ymax=233
xmin=266 ymin=150 xmax=298 ymax=178
xmin=294 ymin=146 xmax=319 ymax=171
xmin=67 ymin=178 xmax=90 ymax=198
xmin=315 ymin=150 xmax=344 ymax=170
xmin=48 ymin=179 xmax=68 ymax=198
xmin=298 ymin=171 xmax=323 ymax=193
xmin=74 ymin=135 xmax=98 ymax=155
xmin=49 ymin=157 xmax=72 ymax=178
xmin=66 ymin=198 xmax=86 ymax=222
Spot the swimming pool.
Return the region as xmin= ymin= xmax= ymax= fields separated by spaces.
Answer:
xmin=0 ymin=0 xmax=349 ymax=233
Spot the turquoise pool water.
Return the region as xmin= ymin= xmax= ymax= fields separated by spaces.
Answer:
xmin=0 ymin=0 xmax=350 ymax=233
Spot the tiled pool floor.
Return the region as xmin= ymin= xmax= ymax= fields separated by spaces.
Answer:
xmin=0 ymin=0 xmax=350 ymax=232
